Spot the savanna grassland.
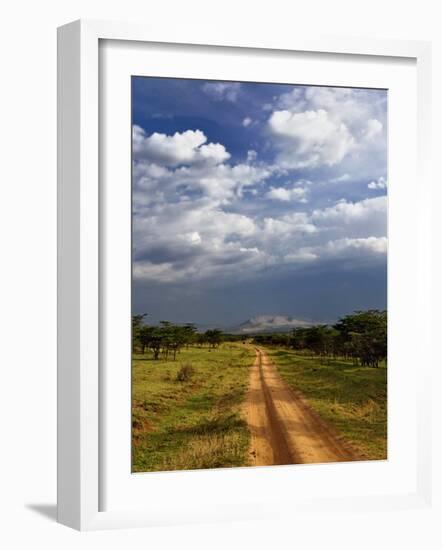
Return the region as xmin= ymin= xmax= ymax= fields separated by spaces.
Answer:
xmin=264 ymin=348 xmax=387 ymax=459
xmin=132 ymin=343 xmax=254 ymax=472
xmin=132 ymin=310 xmax=387 ymax=470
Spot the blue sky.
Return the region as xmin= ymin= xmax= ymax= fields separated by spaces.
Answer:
xmin=132 ymin=77 xmax=387 ymax=328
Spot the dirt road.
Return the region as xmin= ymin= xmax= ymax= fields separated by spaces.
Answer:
xmin=243 ymin=348 xmax=358 ymax=466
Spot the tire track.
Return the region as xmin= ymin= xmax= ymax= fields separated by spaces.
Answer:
xmin=244 ymin=347 xmax=359 ymax=466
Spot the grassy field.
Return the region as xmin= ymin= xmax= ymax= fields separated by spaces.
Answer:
xmin=265 ymin=348 xmax=387 ymax=460
xmin=132 ymin=343 xmax=254 ymax=472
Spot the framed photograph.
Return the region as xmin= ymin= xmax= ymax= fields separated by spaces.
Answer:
xmin=57 ymin=19 xmax=432 ymax=530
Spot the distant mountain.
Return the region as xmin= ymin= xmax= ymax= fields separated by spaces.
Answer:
xmin=229 ymin=315 xmax=314 ymax=334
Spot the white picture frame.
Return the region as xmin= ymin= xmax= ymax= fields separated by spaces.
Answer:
xmin=57 ymin=19 xmax=432 ymax=531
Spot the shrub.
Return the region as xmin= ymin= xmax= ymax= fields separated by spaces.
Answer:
xmin=176 ymin=363 xmax=195 ymax=382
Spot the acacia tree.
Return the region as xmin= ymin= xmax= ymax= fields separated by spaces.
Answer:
xmin=334 ymin=310 xmax=387 ymax=367
xmin=140 ymin=322 xmax=200 ymax=360
xmin=148 ymin=327 xmax=163 ymax=360
xmin=138 ymin=325 xmax=150 ymax=354
xmin=183 ymin=323 xmax=197 ymax=348
xmin=137 ymin=325 xmax=158 ymax=357
xmin=156 ymin=321 xmax=171 ymax=360
xmin=196 ymin=333 xmax=207 ymax=347
xmin=132 ymin=316 xmax=228 ymax=360
xmin=204 ymin=329 xmax=223 ymax=348
xmin=253 ymin=310 xmax=387 ymax=368
xmin=168 ymin=324 xmax=190 ymax=360
xmin=132 ymin=313 xmax=147 ymax=352
xmin=288 ymin=328 xmax=308 ymax=351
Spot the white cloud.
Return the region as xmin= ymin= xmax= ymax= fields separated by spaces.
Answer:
xmin=368 ymin=176 xmax=387 ymax=190
xmin=303 ymin=87 xmax=384 ymax=130
xmin=133 ymin=100 xmax=387 ymax=285
xmin=133 ymin=192 xmax=387 ymax=283
xmin=198 ymin=142 xmax=231 ymax=164
xmin=311 ymin=196 xmax=387 ymax=227
xmin=323 ymin=236 xmax=387 ymax=255
xmin=133 ymin=125 xmax=230 ymax=166
xmin=242 ymin=117 xmax=252 ymax=127
xmin=186 ymin=232 xmax=202 ymax=245
xmin=134 ymin=158 xmax=271 ymax=205
xmin=266 ymin=185 xmax=308 ymax=203
xmin=278 ymin=236 xmax=387 ymax=271
xmin=246 ymin=150 xmax=257 ymax=162
xmin=201 ymin=82 xmax=241 ymax=102
xmin=276 ymin=87 xmax=306 ymax=110
xmin=365 ymin=118 xmax=383 ymax=140
xmin=268 ymin=109 xmax=356 ymax=168
xmin=132 ymin=200 xmax=264 ymax=284
xmin=267 ymin=87 xmax=387 ymax=172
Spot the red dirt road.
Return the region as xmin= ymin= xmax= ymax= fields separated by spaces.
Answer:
xmin=243 ymin=348 xmax=359 ymax=466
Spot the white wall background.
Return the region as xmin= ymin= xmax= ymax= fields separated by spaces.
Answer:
xmin=0 ymin=1 xmax=440 ymax=548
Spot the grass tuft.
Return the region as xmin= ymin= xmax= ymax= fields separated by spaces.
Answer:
xmin=175 ymin=363 xmax=195 ymax=382
xmin=161 ymin=432 xmax=246 ymax=471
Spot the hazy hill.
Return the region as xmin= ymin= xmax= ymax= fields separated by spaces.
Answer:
xmin=230 ymin=315 xmax=313 ymax=334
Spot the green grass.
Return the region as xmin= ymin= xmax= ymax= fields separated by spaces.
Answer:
xmin=132 ymin=343 xmax=254 ymax=472
xmin=264 ymin=348 xmax=387 ymax=460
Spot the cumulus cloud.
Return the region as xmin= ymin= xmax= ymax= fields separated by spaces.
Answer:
xmin=365 ymin=118 xmax=383 ymax=140
xmin=269 ymin=109 xmax=355 ymax=168
xmin=132 ymin=199 xmax=263 ymax=283
xmin=267 ymin=86 xmax=387 ymax=171
xmin=266 ymin=185 xmax=309 ymax=202
xmin=132 ymin=84 xmax=387 ymax=287
xmin=133 ymin=126 xmax=275 ymax=205
xmin=368 ymin=176 xmax=387 ymax=190
xmin=303 ymin=87 xmax=385 ymax=130
xmin=281 ymin=236 xmax=387 ymax=270
xmin=135 ymin=162 xmax=263 ymax=205
xmin=186 ymin=231 xmax=202 ymax=245
xmin=133 ymin=184 xmax=387 ymax=284
xmin=322 ymin=236 xmax=387 ymax=256
xmin=311 ymin=196 xmax=386 ymax=227
xmin=133 ymin=125 xmax=230 ymax=166
xmin=261 ymin=212 xmax=316 ymax=237
xmin=202 ymin=82 xmax=241 ymax=102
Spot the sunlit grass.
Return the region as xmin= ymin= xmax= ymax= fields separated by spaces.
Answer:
xmin=132 ymin=343 xmax=254 ymax=472
xmin=265 ymin=348 xmax=387 ymax=460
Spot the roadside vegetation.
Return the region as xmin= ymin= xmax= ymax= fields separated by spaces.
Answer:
xmin=132 ymin=328 xmax=253 ymax=472
xmin=254 ymin=310 xmax=387 ymax=368
xmin=132 ymin=314 xmax=239 ymax=359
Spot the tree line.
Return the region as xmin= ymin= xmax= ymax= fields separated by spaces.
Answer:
xmin=253 ymin=310 xmax=387 ymax=368
xmin=133 ymin=309 xmax=387 ymax=367
xmin=132 ymin=314 xmax=225 ymax=360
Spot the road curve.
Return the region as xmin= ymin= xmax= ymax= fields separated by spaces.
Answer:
xmin=243 ymin=347 xmax=359 ymax=466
